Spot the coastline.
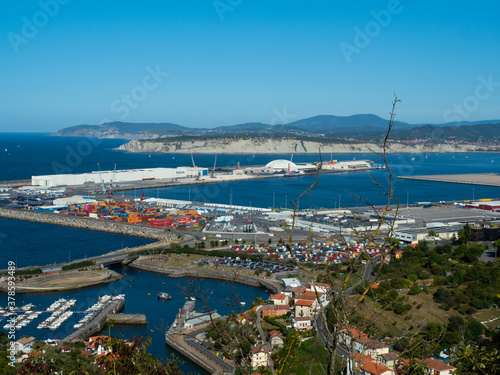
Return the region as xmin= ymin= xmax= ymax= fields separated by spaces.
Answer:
xmin=0 ymin=269 xmax=123 ymax=294
xmin=117 ymin=138 xmax=496 ymax=154
xmin=130 ymin=256 xmax=282 ymax=294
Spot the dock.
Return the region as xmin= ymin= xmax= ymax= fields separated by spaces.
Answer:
xmin=63 ymin=296 xmax=124 ymax=342
xmin=398 ymin=173 xmax=500 ymax=187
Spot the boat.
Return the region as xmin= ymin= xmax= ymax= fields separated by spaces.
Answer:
xmin=157 ymin=292 xmax=172 ymax=300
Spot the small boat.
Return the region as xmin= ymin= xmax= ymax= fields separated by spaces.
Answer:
xmin=157 ymin=292 xmax=172 ymax=300
xmin=240 ymin=302 xmax=246 ymax=306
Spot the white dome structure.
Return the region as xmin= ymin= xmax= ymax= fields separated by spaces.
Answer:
xmin=265 ymin=159 xmax=298 ymax=172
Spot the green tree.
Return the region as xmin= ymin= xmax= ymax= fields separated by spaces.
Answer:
xmin=457 ymin=223 xmax=471 ymax=245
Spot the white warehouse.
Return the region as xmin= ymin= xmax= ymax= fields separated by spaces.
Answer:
xmin=32 ymin=167 xmax=208 ymax=187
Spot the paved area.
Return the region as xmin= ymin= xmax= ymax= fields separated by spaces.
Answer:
xmin=398 ymin=173 xmax=500 ymax=187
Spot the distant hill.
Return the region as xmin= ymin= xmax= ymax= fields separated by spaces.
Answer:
xmin=392 ymin=122 xmax=500 ymax=142
xmin=53 ymin=121 xmax=188 ymax=139
xmin=52 ymin=116 xmax=500 ymax=141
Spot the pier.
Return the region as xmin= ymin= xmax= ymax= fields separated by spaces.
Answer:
xmin=63 ymin=296 xmax=124 ymax=342
xmin=398 ymin=173 xmax=500 ymax=187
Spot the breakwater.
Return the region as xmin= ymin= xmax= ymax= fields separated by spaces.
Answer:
xmin=130 ymin=257 xmax=281 ymax=293
xmin=0 ymin=207 xmax=177 ymax=242
xmin=107 ymin=313 xmax=147 ymax=324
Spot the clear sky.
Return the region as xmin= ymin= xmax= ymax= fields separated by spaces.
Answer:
xmin=1 ymin=1 xmax=499 ymax=132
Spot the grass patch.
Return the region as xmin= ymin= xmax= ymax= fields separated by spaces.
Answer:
xmin=289 ymin=337 xmax=330 ymax=375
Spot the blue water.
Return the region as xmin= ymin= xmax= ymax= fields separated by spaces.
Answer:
xmin=2 ymin=133 xmax=499 ymax=208
xmin=0 ymin=266 xmax=268 ymax=374
xmin=1 ymin=133 xmax=500 ymax=372
xmin=0 ymin=217 xmax=154 ymax=269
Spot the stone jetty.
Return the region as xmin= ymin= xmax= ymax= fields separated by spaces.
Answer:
xmin=0 ymin=207 xmax=177 ymax=241
xmin=107 ymin=313 xmax=147 ymax=324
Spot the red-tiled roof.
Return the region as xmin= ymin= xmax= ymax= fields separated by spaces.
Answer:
xmin=421 ymin=358 xmax=456 ymax=372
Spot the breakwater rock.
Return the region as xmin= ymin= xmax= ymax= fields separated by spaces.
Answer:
xmin=0 ymin=207 xmax=177 ymax=242
xmin=131 ymin=257 xmax=281 ymax=293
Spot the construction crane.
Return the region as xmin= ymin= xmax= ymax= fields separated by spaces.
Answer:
xmin=97 ymin=163 xmax=106 ymax=194
xmin=211 ymin=154 xmax=217 ymax=178
xmin=191 ymin=153 xmax=200 ymax=180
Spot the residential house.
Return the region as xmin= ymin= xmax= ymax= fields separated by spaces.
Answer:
xmin=355 ymin=337 xmax=390 ymax=359
xmin=338 ymin=326 xmax=368 ymax=348
xmin=361 ymin=361 xmax=395 ymax=375
xmin=305 ymin=282 xmax=331 ymax=295
xmin=269 ymin=331 xmax=285 ymax=348
xmin=250 ymin=345 xmax=269 ymax=369
xmin=294 ymin=299 xmax=315 ymax=317
xmin=262 ymin=304 xmax=290 ymax=317
xmin=293 ymin=316 xmax=313 ymax=331
xmin=86 ymin=336 xmax=112 ymax=356
xmin=420 ymin=358 xmax=457 ymax=375
xmin=294 ymin=290 xmax=325 ymax=304
xmin=348 ymin=353 xmax=394 ymax=375
xmin=13 ymin=336 xmax=35 ymax=355
xmin=270 ymin=293 xmax=289 ymax=306
xmin=377 ymin=352 xmax=399 ymax=371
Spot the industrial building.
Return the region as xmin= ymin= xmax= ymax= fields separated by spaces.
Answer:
xmin=394 ymin=224 xmax=464 ymax=244
xmin=31 ymin=167 xmax=208 ymax=187
xmin=470 ymin=220 xmax=500 ymax=242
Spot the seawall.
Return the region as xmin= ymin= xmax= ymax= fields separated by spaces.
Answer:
xmin=130 ymin=258 xmax=281 ymax=293
xmin=0 ymin=207 xmax=177 ymax=242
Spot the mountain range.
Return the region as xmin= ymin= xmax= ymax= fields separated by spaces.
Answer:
xmin=52 ymin=114 xmax=500 ymax=142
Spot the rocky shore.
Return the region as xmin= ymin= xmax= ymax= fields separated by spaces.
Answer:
xmin=118 ymin=138 xmax=492 ymax=154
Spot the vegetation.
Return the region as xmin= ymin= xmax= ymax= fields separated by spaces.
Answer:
xmin=62 ymin=260 xmax=95 ymax=271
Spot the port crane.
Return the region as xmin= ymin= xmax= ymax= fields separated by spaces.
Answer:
xmin=191 ymin=153 xmax=200 ymax=181
xmin=107 ymin=164 xmax=117 ymax=198
xmin=97 ymin=163 xmax=106 ymax=194
xmin=211 ymin=154 xmax=217 ymax=178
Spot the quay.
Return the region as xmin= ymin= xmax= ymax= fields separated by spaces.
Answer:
xmin=398 ymin=173 xmax=500 ymax=187
xmin=106 ymin=313 xmax=146 ymax=324
xmin=63 ymin=296 xmax=124 ymax=342
xmin=165 ymin=300 xmax=234 ymax=375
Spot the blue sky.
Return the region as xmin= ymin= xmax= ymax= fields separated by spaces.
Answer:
xmin=1 ymin=1 xmax=499 ymax=131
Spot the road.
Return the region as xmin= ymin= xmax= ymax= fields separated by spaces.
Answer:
xmin=185 ymin=327 xmax=235 ymax=374
xmin=255 ymin=305 xmax=276 ymax=374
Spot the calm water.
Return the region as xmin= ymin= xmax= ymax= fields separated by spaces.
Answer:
xmin=1 ymin=133 xmax=500 ymax=208
xmin=1 ymin=133 xmax=500 ymax=372
xmin=0 ymin=217 xmax=154 ymax=269
xmin=0 ymin=266 xmax=268 ymax=374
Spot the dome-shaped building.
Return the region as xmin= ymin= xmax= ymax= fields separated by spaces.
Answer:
xmin=265 ymin=159 xmax=298 ymax=172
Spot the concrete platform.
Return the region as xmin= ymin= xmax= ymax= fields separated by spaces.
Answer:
xmin=398 ymin=173 xmax=500 ymax=187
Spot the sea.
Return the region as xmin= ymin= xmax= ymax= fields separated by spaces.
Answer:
xmin=1 ymin=132 xmax=500 ymax=373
